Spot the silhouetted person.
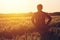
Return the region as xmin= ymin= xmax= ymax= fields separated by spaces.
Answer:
xmin=31 ymin=4 xmax=52 ymax=40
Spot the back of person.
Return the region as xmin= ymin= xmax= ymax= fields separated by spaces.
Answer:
xmin=34 ymin=12 xmax=46 ymax=26
xmin=34 ymin=12 xmax=49 ymax=33
xmin=31 ymin=4 xmax=52 ymax=40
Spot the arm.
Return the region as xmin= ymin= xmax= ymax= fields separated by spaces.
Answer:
xmin=31 ymin=14 xmax=36 ymax=25
xmin=46 ymin=13 xmax=52 ymax=24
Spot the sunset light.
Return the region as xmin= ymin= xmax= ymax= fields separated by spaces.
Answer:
xmin=0 ymin=0 xmax=60 ymax=13
xmin=0 ymin=0 xmax=60 ymax=40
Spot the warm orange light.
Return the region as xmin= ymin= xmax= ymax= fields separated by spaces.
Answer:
xmin=0 ymin=0 xmax=60 ymax=13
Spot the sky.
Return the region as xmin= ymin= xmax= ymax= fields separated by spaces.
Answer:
xmin=0 ymin=0 xmax=60 ymax=13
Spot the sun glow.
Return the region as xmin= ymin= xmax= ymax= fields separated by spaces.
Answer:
xmin=0 ymin=0 xmax=35 ymax=13
xmin=0 ymin=14 xmax=34 ymax=31
xmin=0 ymin=0 xmax=60 ymax=13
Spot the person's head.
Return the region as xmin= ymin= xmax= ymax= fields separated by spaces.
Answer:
xmin=37 ymin=4 xmax=43 ymax=12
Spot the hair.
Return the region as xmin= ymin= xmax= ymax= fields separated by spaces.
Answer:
xmin=37 ymin=4 xmax=43 ymax=9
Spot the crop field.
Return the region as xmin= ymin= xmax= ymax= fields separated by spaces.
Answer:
xmin=0 ymin=14 xmax=60 ymax=40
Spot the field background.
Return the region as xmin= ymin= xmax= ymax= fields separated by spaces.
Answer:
xmin=0 ymin=13 xmax=60 ymax=40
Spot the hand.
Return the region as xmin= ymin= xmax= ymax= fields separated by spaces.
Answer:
xmin=47 ymin=22 xmax=50 ymax=25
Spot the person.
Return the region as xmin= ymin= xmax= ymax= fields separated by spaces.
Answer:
xmin=31 ymin=4 xmax=52 ymax=40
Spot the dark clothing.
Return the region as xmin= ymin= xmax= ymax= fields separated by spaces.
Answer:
xmin=32 ymin=12 xmax=50 ymax=32
xmin=32 ymin=11 xmax=51 ymax=40
xmin=33 ymin=12 xmax=46 ymax=25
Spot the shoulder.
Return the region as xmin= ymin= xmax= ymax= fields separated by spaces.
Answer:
xmin=42 ymin=12 xmax=48 ymax=14
xmin=42 ymin=12 xmax=49 ymax=15
xmin=33 ymin=12 xmax=38 ymax=15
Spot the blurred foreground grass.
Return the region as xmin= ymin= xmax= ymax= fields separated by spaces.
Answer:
xmin=0 ymin=14 xmax=60 ymax=40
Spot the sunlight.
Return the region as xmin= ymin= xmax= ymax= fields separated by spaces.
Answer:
xmin=0 ymin=0 xmax=34 ymax=13
xmin=0 ymin=0 xmax=60 ymax=13
xmin=0 ymin=0 xmax=43 ymax=13
xmin=0 ymin=14 xmax=34 ymax=31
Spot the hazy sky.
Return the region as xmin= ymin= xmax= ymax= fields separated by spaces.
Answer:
xmin=0 ymin=0 xmax=60 ymax=13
